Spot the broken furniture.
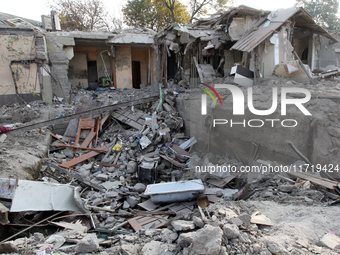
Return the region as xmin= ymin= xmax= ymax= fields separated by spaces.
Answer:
xmin=74 ymin=118 xmax=96 ymax=150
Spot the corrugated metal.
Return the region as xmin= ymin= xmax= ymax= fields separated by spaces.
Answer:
xmin=231 ymin=7 xmax=338 ymax=52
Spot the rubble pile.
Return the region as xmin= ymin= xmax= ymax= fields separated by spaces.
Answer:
xmin=1 ymin=86 xmax=340 ymax=254
xmin=2 ymin=199 xmax=340 ymax=255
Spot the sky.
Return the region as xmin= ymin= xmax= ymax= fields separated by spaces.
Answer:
xmin=0 ymin=0 xmax=297 ymax=22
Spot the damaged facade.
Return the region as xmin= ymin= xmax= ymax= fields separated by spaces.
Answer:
xmin=156 ymin=6 xmax=338 ymax=86
xmin=0 ymin=12 xmax=48 ymax=105
xmin=1 ymin=5 xmax=339 ymax=106
xmin=2 ymin=5 xmax=340 ymax=255
xmin=0 ymin=12 xmax=158 ymax=106
xmin=46 ymin=29 xmax=157 ymax=102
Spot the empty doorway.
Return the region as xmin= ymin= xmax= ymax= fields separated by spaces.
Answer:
xmin=132 ymin=61 xmax=141 ymax=88
xmin=87 ymin=61 xmax=98 ymax=89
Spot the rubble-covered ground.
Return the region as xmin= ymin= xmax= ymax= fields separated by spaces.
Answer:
xmin=1 ymin=81 xmax=340 ymax=255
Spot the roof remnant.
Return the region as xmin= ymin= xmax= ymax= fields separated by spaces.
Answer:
xmin=231 ymin=7 xmax=338 ymax=52
xmin=0 ymin=12 xmax=42 ymax=28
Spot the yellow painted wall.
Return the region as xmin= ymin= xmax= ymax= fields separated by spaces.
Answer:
xmin=0 ymin=34 xmax=40 ymax=96
xmin=116 ymin=45 xmax=132 ymax=89
xmin=74 ymin=47 xmax=97 ymax=61
xmin=132 ymin=49 xmax=147 ymax=85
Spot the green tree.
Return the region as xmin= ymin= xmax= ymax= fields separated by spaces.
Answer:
xmin=296 ymin=0 xmax=340 ymax=31
xmin=122 ymin=0 xmax=190 ymax=31
xmin=51 ymin=0 xmax=108 ymax=31
xmin=189 ymin=0 xmax=230 ymax=23
xmin=122 ymin=0 xmax=158 ymax=30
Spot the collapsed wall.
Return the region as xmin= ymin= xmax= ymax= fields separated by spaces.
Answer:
xmin=176 ymin=81 xmax=340 ymax=174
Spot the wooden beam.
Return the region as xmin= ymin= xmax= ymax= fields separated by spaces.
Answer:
xmin=293 ymin=51 xmax=316 ymax=85
xmin=8 ymin=96 xmax=159 ymax=135
xmin=80 ymin=131 xmax=96 ymax=148
xmin=288 ymin=171 xmax=338 ymax=190
xmin=56 ymin=143 xmax=106 ymax=152
xmin=50 ymin=133 xmax=70 ymax=145
xmin=59 ymin=143 xmax=112 ymax=169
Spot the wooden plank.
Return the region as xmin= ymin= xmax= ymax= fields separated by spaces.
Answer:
xmin=80 ymin=131 xmax=96 ymax=148
xmin=59 ymin=143 xmax=112 ymax=169
xmin=50 ymin=133 xmax=70 ymax=145
xmin=288 ymin=171 xmax=338 ymax=190
xmin=56 ymin=143 xmax=107 ymax=152
xmin=60 ymin=151 xmax=99 ymax=168
xmin=94 ymin=115 xmax=101 ymax=146
xmin=293 ymin=51 xmax=316 ymax=85
xmin=74 ymin=118 xmax=95 ymax=150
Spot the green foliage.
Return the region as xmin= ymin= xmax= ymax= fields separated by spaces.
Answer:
xmin=122 ymin=0 xmax=190 ymax=31
xmin=297 ymin=0 xmax=340 ymax=31
xmin=122 ymin=0 xmax=158 ymax=30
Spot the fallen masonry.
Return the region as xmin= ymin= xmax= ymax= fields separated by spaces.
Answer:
xmin=0 ymin=84 xmax=340 ymax=255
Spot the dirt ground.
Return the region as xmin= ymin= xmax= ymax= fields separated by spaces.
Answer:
xmin=248 ymin=200 xmax=340 ymax=254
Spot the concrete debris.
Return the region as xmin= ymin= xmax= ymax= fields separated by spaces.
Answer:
xmin=45 ymin=234 xmax=65 ymax=250
xmin=161 ymin=229 xmax=178 ymax=243
xmin=319 ymin=233 xmax=340 ymax=250
xmin=250 ymin=211 xmax=274 ymax=226
xmin=0 ymin=134 xmax=7 ymax=143
xmin=223 ymin=224 xmax=240 ymax=239
xmin=186 ymin=225 xmax=223 ymax=255
xmin=75 ymin=233 xmax=100 ymax=253
xmin=133 ymin=183 xmax=146 ymax=193
xmin=141 ymin=240 xmax=176 ymax=255
xmin=171 ymin=220 xmax=195 ymax=231
xmin=192 ymin=215 xmax=205 ymax=228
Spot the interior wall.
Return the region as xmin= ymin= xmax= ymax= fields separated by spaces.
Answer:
xmin=278 ymin=27 xmax=294 ymax=64
xmin=293 ymin=37 xmax=309 ymax=64
xmin=258 ymin=39 xmax=275 ymax=78
xmin=97 ymin=47 xmax=112 ymax=79
xmin=131 ymin=48 xmax=148 ymax=85
xmin=116 ymin=45 xmax=132 ymax=89
xmin=317 ymin=34 xmax=340 ymax=69
xmin=0 ymin=34 xmax=41 ymax=104
xmin=68 ymin=53 xmax=88 ymax=88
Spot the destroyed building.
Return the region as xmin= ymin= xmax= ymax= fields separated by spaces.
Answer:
xmin=0 ymin=12 xmax=48 ymax=105
xmin=1 ymin=5 xmax=340 ymax=255
xmin=46 ymin=29 xmax=158 ymax=102
xmin=156 ymin=6 xmax=338 ymax=86
xmin=0 ymin=12 xmax=158 ymax=106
